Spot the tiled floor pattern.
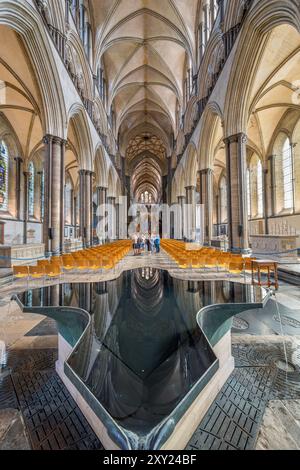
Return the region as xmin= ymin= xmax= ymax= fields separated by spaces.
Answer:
xmin=0 ymin=349 xmax=103 ymax=450
xmin=1 ymin=251 xmax=300 ymax=450
xmin=187 ymin=366 xmax=276 ymax=450
xmin=187 ymin=338 xmax=300 ymax=450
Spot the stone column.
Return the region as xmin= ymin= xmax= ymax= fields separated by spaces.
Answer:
xmin=43 ymin=135 xmax=65 ymax=256
xmin=167 ymin=157 xmax=173 ymax=205
xmin=107 ymin=196 xmax=116 ymax=240
xmin=224 ymin=133 xmax=249 ymax=253
xmin=115 ymin=199 xmax=120 ymax=240
xmin=85 ymin=171 xmax=94 ymax=246
xmin=78 ymin=169 xmax=86 ymax=246
xmin=84 ymin=171 xmax=92 ymax=247
xmin=43 ymin=135 xmax=52 ymax=256
xmin=185 ymin=186 xmax=196 ymax=242
xmin=23 ymin=171 xmax=29 ymax=244
xmin=217 ymin=0 xmax=225 ymax=27
xmin=73 ymin=195 xmax=77 ymax=237
xmin=59 ymin=140 xmax=66 ymax=253
xmin=203 ymin=3 xmax=210 ymax=43
xmin=200 ymin=169 xmax=213 ymax=245
xmin=178 ymin=195 xmax=186 ymax=240
xmin=263 ymin=167 xmax=269 ymax=235
xmin=14 ymin=157 xmax=23 ymax=220
xmin=268 ymin=155 xmax=276 ymax=217
xmin=96 ymin=187 xmax=107 ymax=244
xmin=51 ymin=137 xmax=65 ymax=255
xmin=210 ymin=0 xmax=216 ymax=24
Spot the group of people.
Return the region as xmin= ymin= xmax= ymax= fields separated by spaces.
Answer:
xmin=132 ymin=233 xmax=161 ymax=256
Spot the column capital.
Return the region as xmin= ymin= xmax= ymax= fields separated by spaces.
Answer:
xmin=224 ymin=132 xmax=247 ymax=145
xmin=14 ymin=156 xmax=23 ymax=163
xmin=185 ymin=185 xmax=196 ymax=191
xmin=200 ymin=168 xmax=213 ymax=175
xmin=178 ymin=195 xmax=186 ymax=201
xmin=43 ymin=135 xmax=66 ymax=146
xmin=97 ymin=186 xmax=107 ymax=192
xmin=78 ymin=169 xmax=87 ymax=176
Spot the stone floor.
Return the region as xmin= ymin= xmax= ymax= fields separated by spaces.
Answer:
xmin=0 ymin=250 xmax=300 ymax=450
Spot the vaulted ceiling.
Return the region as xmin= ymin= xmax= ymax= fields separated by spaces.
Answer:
xmin=91 ymin=0 xmax=200 ymax=200
xmin=92 ymin=0 xmax=200 ymax=149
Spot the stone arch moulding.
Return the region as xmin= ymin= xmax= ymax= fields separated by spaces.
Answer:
xmin=197 ymin=102 xmax=224 ymax=170
xmin=184 ymin=142 xmax=198 ymax=188
xmin=0 ymin=0 xmax=67 ymax=138
xmin=67 ymin=103 xmax=94 ymax=171
xmin=94 ymin=144 xmax=109 ymax=188
xmin=224 ymin=0 xmax=300 ymax=137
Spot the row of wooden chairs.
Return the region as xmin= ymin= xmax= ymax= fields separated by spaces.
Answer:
xmin=12 ymin=240 xmax=131 ymax=281
xmin=161 ymin=239 xmax=255 ymax=274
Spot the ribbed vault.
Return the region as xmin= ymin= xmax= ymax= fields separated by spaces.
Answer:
xmin=91 ymin=0 xmax=201 ymax=200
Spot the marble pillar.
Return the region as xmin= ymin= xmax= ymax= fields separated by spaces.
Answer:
xmin=78 ymin=169 xmax=86 ymax=246
xmin=115 ymin=200 xmax=120 ymax=240
xmin=178 ymin=195 xmax=186 ymax=240
xmin=43 ymin=135 xmax=65 ymax=256
xmin=87 ymin=171 xmax=94 ymax=246
xmin=23 ymin=171 xmax=29 ymax=245
xmin=185 ymin=186 xmax=197 ymax=242
xmin=200 ymin=169 xmax=213 ymax=245
xmin=268 ymin=155 xmax=276 ymax=217
xmin=84 ymin=171 xmax=92 ymax=247
xmin=96 ymin=187 xmax=107 ymax=244
xmin=60 ymin=140 xmax=66 ymax=253
xmin=107 ymin=196 xmax=116 ymax=240
xmin=14 ymin=157 xmax=23 ymax=220
xmin=224 ymin=133 xmax=249 ymax=253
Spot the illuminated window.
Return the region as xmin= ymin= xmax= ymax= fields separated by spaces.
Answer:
xmin=0 ymin=141 xmax=9 ymax=211
xmin=257 ymin=160 xmax=263 ymax=217
xmin=282 ymin=138 xmax=293 ymax=210
xmin=28 ymin=162 xmax=35 ymax=217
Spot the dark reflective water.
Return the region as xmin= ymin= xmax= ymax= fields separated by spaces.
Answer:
xmin=18 ymin=269 xmax=265 ymax=441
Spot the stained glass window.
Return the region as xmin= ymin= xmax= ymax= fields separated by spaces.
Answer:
xmin=0 ymin=140 xmax=9 ymax=211
xmin=28 ymin=162 xmax=35 ymax=217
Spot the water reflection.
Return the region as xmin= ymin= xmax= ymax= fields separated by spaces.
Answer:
xmin=18 ymin=270 xmax=265 ymax=440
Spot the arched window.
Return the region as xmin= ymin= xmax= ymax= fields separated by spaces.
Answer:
xmin=0 ymin=140 xmax=9 ymax=211
xmin=257 ymin=159 xmax=263 ymax=217
xmin=28 ymin=162 xmax=35 ymax=218
xmin=140 ymin=191 xmax=153 ymax=204
xmin=282 ymin=138 xmax=293 ymax=210
xmin=219 ymin=176 xmax=227 ymax=223
xmin=248 ymin=156 xmax=264 ymax=218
